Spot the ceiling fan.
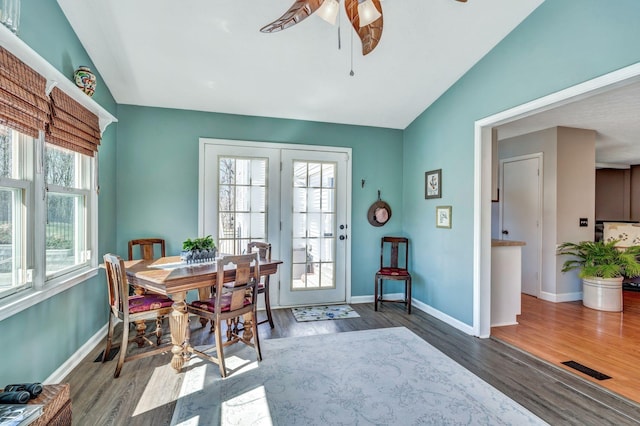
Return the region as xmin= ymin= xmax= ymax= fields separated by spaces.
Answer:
xmin=260 ymin=0 xmax=468 ymax=56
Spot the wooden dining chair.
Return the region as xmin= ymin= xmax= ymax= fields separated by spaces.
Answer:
xmin=374 ymin=236 xmax=412 ymax=314
xmin=187 ymin=253 xmax=262 ymax=378
xmin=102 ymin=253 xmax=174 ymax=378
xmin=128 ymin=238 xmax=166 ymax=262
xmin=247 ymin=241 xmax=275 ymax=328
xmin=128 ymin=238 xmax=166 ymax=295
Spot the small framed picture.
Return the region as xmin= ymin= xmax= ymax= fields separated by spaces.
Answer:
xmin=425 ymin=169 xmax=442 ymax=199
xmin=436 ymin=206 xmax=452 ymax=229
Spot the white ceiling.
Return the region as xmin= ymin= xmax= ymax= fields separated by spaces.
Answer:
xmin=57 ymin=0 xmax=640 ymax=165
xmin=497 ymin=79 xmax=640 ymax=166
xmin=56 ymin=0 xmax=543 ymax=129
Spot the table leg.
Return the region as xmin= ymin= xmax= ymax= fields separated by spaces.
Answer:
xmin=169 ymin=291 xmax=189 ymax=372
xmin=241 ymin=312 xmax=254 ymax=344
xmin=134 ymin=320 xmax=147 ymax=347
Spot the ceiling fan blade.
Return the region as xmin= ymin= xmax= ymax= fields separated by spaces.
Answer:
xmin=456 ymin=0 xmax=468 ymax=2
xmin=260 ymin=0 xmax=324 ymax=33
xmin=345 ymin=0 xmax=383 ymax=56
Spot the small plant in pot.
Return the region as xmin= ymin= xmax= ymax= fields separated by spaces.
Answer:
xmin=557 ymin=240 xmax=640 ymax=311
xmin=181 ymin=235 xmax=217 ymax=264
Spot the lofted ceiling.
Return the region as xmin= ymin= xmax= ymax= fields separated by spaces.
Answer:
xmin=57 ymin=0 xmax=640 ymax=166
xmin=56 ymin=0 xmax=543 ymax=130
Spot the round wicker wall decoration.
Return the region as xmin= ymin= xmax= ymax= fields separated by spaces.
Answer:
xmin=367 ymin=197 xmax=392 ymax=227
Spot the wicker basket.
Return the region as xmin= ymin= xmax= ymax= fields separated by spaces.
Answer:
xmin=27 ymin=383 xmax=72 ymax=426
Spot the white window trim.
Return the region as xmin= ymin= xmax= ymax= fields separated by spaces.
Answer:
xmin=0 ymin=139 xmax=100 ymax=322
xmin=0 ymin=267 xmax=98 ymax=321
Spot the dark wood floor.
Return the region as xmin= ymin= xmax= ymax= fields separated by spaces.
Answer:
xmin=63 ymin=303 xmax=640 ymax=426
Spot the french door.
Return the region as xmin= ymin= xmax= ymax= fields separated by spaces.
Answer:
xmin=200 ymin=139 xmax=351 ymax=307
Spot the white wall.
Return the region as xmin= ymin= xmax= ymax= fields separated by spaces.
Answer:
xmin=497 ymin=126 xmax=595 ymax=300
xmin=556 ymin=127 xmax=596 ymax=295
xmin=498 ymin=128 xmax=557 ymax=296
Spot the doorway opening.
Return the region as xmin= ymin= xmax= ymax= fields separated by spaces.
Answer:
xmin=474 ymin=62 xmax=640 ymax=338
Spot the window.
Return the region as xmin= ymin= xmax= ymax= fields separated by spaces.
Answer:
xmin=45 ymin=144 xmax=92 ymax=278
xmin=0 ymin=126 xmax=31 ymax=299
xmin=0 ymin=42 xmax=113 ymax=319
xmin=0 ymin=123 xmax=97 ymax=306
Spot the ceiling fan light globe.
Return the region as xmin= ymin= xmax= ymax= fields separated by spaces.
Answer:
xmin=316 ymin=0 xmax=340 ymax=25
xmin=357 ymin=0 xmax=381 ymax=27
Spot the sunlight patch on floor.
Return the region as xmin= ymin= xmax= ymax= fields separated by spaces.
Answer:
xmin=222 ymin=385 xmax=273 ymax=426
xmin=132 ymin=362 xmax=186 ymax=416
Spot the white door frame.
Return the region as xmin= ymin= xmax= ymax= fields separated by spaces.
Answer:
xmin=198 ymin=138 xmax=353 ymax=306
xmin=474 ymin=62 xmax=640 ymax=338
xmin=499 ymin=153 xmax=543 ymax=297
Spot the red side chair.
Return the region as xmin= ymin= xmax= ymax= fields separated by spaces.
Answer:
xmin=102 ymin=253 xmax=174 ymax=378
xmin=374 ymin=236 xmax=412 ymax=314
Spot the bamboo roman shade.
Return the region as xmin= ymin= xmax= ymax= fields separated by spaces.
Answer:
xmin=0 ymin=46 xmax=49 ymax=137
xmin=47 ymin=87 xmax=101 ymax=157
xmin=0 ymin=45 xmax=102 ymax=156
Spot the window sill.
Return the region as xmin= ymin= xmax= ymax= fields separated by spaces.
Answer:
xmin=0 ymin=267 xmax=99 ymax=322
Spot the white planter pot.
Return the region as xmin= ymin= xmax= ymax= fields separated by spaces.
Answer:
xmin=582 ymin=277 xmax=623 ymax=312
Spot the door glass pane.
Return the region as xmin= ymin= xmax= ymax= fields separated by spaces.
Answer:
xmin=251 ymin=187 xmax=266 ymax=211
xmin=235 ymin=186 xmax=250 ymax=211
xmin=293 ymin=213 xmax=306 ymax=238
xmin=308 ymin=213 xmax=321 ymax=238
xmin=290 ymin=161 xmax=337 ymax=291
xmin=293 ymin=188 xmax=307 ymax=212
xmin=308 ymin=188 xmax=322 ymax=212
xmin=250 ymin=213 xmax=265 ymax=239
xmin=251 ymin=160 xmax=266 ymax=185
xmin=218 ymin=156 xmax=267 ymax=255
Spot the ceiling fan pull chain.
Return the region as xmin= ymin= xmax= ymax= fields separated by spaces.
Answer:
xmin=350 ymin=23 xmax=355 ymax=76
xmin=337 ymin=3 xmax=342 ymax=50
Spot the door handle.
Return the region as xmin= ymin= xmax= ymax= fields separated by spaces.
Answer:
xmin=502 ymin=230 xmax=509 ymax=235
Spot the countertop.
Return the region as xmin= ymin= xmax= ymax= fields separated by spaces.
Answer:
xmin=492 ymin=239 xmax=526 ymax=247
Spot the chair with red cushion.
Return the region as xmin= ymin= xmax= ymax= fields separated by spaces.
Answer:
xmin=102 ymin=253 xmax=174 ymax=378
xmin=187 ymin=253 xmax=262 ymax=378
xmin=374 ymin=236 xmax=412 ymax=314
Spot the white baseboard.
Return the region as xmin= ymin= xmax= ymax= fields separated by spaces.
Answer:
xmin=350 ymin=294 xmax=475 ymax=336
xmin=45 ymin=323 xmax=108 ymax=384
xmin=539 ymin=291 xmax=582 ymax=303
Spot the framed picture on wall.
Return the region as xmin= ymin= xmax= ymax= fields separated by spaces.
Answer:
xmin=436 ymin=206 xmax=452 ymax=229
xmin=425 ymin=169 xmax=442 ymax=199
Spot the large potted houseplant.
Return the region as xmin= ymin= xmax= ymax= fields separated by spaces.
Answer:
xmin=557 ymin=240 xmax=640 ymax=311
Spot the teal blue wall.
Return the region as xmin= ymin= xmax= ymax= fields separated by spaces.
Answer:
xmin=3 ymin=0 xmax=640 ymax=386
xmin=0 ymin=0 xmax=118 ymax=384
xmin=115 ymin=105 xmax=404 ymax=298
xmin=403 ymin=0 xmax=640 ymax=325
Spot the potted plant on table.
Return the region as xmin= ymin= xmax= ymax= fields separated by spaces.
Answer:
xmin=181 ymin=235 xmax=217 ymax=264
xmin=557 ymin=239 xmax=640 ymax=312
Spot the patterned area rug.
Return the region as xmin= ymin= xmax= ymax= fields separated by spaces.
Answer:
xmin=171 ymin=327 xmax=548 ymax=425
xmin=291 ymin=304 xmax=360 ymax=322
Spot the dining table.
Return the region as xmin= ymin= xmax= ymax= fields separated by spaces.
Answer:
xmin=123 ymin=255 xmax=282 ymax=372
